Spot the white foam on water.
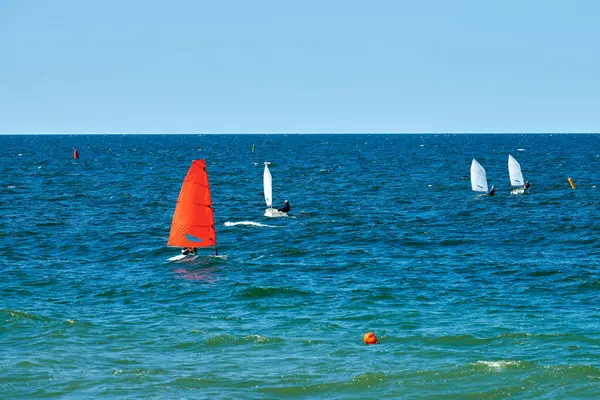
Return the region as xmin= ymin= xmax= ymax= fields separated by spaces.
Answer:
xmin=476 ymin=360 xmax=520 ymax=370
xmin=224 ymin=221 xmax=278 ymax=228
xmin=518 ymin=148 xmax=525 ymax=151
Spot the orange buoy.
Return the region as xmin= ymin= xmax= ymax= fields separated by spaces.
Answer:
xmin=568 ymin=177 xmax=575 ymax=189
xmin=73 ymin=147 xmax=79 ymax=159
xmin=363 ymin=332 xmax=378 ymax=345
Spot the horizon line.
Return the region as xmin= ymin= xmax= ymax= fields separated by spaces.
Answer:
xmin=2 ymin=132 xmax=600 ymax=135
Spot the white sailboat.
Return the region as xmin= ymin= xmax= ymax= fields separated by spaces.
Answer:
xmin=470 ymin=159 xmax=489 ymax=194
xmin=508 ymin=154 xmax=528 ymax=195
xmin=263 ymin=162 xmax=287 ymax=217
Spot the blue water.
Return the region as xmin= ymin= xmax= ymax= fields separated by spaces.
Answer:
xmin=1 ymin=134 xmax=599 ymax=398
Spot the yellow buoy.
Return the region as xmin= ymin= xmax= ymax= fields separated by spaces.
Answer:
xmin=568 ymin=177 xmax=576 ymax=189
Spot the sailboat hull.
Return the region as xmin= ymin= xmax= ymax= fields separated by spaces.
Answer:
xmin=511 ymin=188 xmax=529 ymax=195
xmin=168 ymin=254 xmax=194 ymax=261
xmin=168 ymin=254 xmax=227 ymax=262
xmin=265 ymin=208 xmax=288 ymax=218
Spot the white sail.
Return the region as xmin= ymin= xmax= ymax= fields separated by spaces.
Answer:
xmin=263 ymin=163 xmax=273 ymax=208
xmin=508 ymin=154 xmax=524 ymax=186
xmin=470 ymin=159 xmax=488 ymax=192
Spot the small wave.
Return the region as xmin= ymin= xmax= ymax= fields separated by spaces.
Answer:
xmin=348 ymin=372 xmax=387 ymax=387
xmin=244 ymin=334 xmax=285 ymax=344
xmin=35 ymin=220 xmax=68 ymax=228
xmin=224 ymin=221 xmax=278 ymax=228
xmin=16 ymin=360 xmax=39 ymax=368
xmin=575 ymin=280 xmax=600 ymax=291
xmin=172 ymin=341 xmax=205 ymax=350
xmin=63 ymin=319 xmax=95 ymax=328
xmin=440 ymin=238 xmax=472 ymax=246
xmin=433 ymin=334 xmax=494 ymax=346
xmin=529 ymin=269 xmax=560 ymax=277
xmin=496 ymin=332 xmax=598 ymax=344
xmin=518 ymin=148 xmax=525 ymax=151
xmin=204 ymin=334 xmax=241 ymax=347
xmin=475 ymin=360 xmax=524 ymax=370
xmin=204 ymin=334 xmax=285 ymax=347
xmin=1 ymin=308 xmax=52 ymax=322
xmin=261 ymin=371 xmax=389 ymax=396
xmin=282 ymin=248 xmax=310 ymax=256
xmin=239 ymin=286 xmax=312 ymax=299
xmin=402 ymin=240 xmax=427 ymax=247
xmin=170 ymin=377 xmax=221 ymax=388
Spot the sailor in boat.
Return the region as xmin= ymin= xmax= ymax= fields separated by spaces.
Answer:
xmin=488 ymin=186 xmax=495 ymax=196
xmin=278 ymin=200 xmax=290 ymax=213
xmin=524 ymin=181 xmax=530 ymax=190
xmin=181 ymin=247 xmax=197 ymax=256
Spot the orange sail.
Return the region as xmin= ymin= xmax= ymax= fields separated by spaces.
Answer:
xmin=167 ymin=159 xmax=217 ymax=248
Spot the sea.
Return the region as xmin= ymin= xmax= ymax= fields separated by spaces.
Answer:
xmin=1 ymin=134 xmax=599 ymax=399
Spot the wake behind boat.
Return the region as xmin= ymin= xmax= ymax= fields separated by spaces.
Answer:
xmin=167 ymin=159 xmax=222 ymax=260
xmin=263 ymin=162 xmax=288 ymax=218
xmin=224 ymin=221 xmax=279 ymax=228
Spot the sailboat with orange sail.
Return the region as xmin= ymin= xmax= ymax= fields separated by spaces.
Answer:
xmin=167 ymin=159 xmax=220 ymax=260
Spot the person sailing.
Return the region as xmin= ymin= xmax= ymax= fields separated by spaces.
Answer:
xmin=524 ymin=181 xmax=530 ymax=190
xmin=181 ymin=247 xmax=197 ymax=256
xmin=488 ymin=186 xmax=495 ymax=196
xmin=278 ymin=200 xmax=290 ymax=213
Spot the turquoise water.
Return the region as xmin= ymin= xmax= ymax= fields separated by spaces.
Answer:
xmin=1 ymin=134 xmax=599 ymax=398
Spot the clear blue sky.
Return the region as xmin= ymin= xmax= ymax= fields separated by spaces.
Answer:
xmin=1 ymin=0 xmax=599 ymax=133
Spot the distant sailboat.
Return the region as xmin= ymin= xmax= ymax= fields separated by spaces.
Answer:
xmin=263 ymin=162 xmax=287 ymax=217
xmin=508 ymin=154 xmax=528 ymax=195
xmin=168 ymin=159 xmax=219 ymax=260
xmin=470 ymin=159 xmax=489 ymax=193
